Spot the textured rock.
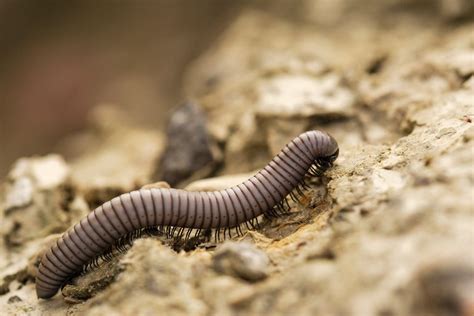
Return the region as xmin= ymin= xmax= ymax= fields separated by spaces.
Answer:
xmin=213 ymin=242 xmax=269 ymax=282
xmin=184 ymin=171 xmax=255 ymax=192
xmin=62 ymin=257 xmax=124 ymax=303
xmin=256 ymin=72 xmax=355 ymax=117
xmin=0 ymin=155 xmax=85 ymax=246
xmin=185 ymin=12 xmax=360 ymax=174
xmin=67 ymin=105 xmax=164 ymax=207
xmin=77 ymin=239 xmax=209 ymax=316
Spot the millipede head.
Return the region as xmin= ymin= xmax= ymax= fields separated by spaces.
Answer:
xmin=309 ymin=147 xmax=338 ymax=178
xmin=324 ymin=147 xmax=339 ymax=164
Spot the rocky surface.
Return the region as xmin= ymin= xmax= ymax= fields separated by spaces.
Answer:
xmin=157 ymin=101 xmax=221 ymax=187
xmin=212 ymin=242 xmax=270 ymax=282
xmin=0 ymin=2 xmax=473 ymax=315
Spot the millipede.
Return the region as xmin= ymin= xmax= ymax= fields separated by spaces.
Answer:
xmin=35 ymin=130 xmax=339 ymax=299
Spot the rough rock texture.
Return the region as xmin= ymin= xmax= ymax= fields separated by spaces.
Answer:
xmin=184 ymin=171 xmax=256 ymax=192
xmin=1 ymin=2 xmax=473 ymax=316
xmin=212 ymin=242 xmax=269 ymax=282
xmin=63 ymin=105 xmax=164 ymax=207
xmin=0 ymin=104 xmax=165 ymax=314
xmin=1 ymin=155 xmax=76 ymax=246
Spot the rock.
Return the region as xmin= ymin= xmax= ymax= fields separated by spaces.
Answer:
xmin=77 ymin=239 xmax=209 ymax=315
xmin=67 ymin=105 xmax=164 ymax=207
xmin=184 ymin=172 xmax=255 ymax=192
xmin=370 ymin=169 xmax=405 ymax=195
xmin=0 ymin=155 xmax=83 ymax=246
xmin=4 ymin=155 xmax=69 ymax=212
xmin=7 ymin=295 xmax=22 ymax=304
xmin=157 ymin=102 xmax=221 ymax=187
xmin=24 ymin=155 xmax=70 ymax=190
xmin=184 ymin=11 xmax=364 ymax=175
xmin=62 ymin=257 xmax=124 ymax=303
xmin=213 ymin=242 xmax=269 ymax=282
xmin=3 ymin=177 xmax=33 ymax=212
xmin=199 ymin=275 xmax=255 ymax=314
xmin=256 ymin=72 xmax=355 ymax=118
xmin=198 ymin=64 xmax=356 ymax=175
xmin=140 ymin=181 xmax=171 ymax=190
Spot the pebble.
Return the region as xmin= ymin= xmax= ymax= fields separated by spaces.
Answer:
xmin=212 ymin=242 xmax=269 ymax=282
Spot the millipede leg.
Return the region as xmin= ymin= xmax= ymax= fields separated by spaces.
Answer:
xmin=177 ymin=227 xmax=185 ymax=239
xmin=185 ymin=228 xmax=193 ymax=241
xmin=214 ymin=229 xmax=220 ymax=243
xmin=236 ymin=225 xmax=244 ymax=236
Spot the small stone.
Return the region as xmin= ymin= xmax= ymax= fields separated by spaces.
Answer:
xmin=213 ymin=242 xmax=269 ymax=282
xmin=157 ymin=102 xmax=220 ymax=186
xmin=7 ymin=295 xmax=22 ymax=304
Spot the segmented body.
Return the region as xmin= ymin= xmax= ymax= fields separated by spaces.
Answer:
xmin=36 ymin=130 xmax=339 ymax=299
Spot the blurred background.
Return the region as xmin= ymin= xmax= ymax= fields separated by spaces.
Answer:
xmin=0 ymin=0 xmax=245 ymax=178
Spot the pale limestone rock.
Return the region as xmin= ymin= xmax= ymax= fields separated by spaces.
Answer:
xmin=185 ymin=172 xmax=256 ymax=192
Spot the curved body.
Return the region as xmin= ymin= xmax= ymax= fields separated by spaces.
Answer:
xmin=36 ymin=130 xmax=338 ymax=299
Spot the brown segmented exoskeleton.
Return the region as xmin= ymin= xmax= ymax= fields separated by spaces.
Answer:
xmin=36 ymin=130 xmax=339 ymax=299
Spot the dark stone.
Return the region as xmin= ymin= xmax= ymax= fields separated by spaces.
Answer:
xmin=157 ymin=102 xmax=218 ymax=186
xmin=7 ymin=295 xmax=22 ymax=304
